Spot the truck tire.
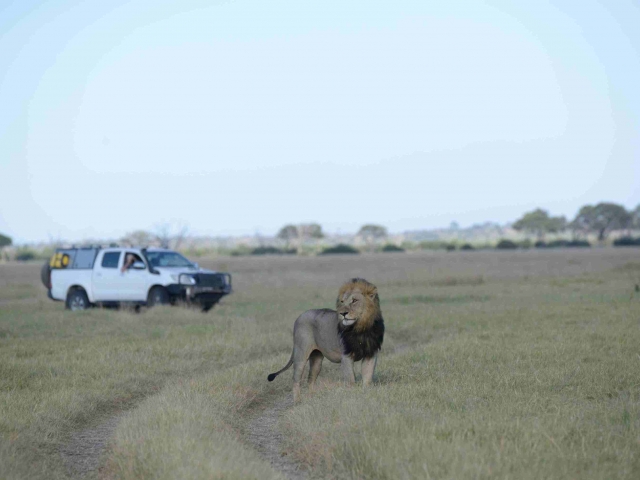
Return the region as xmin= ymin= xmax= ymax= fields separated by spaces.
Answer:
xmin=40 ymin=261 xmax=52 ymax=289
xmin=201 ymin=301 xmax=217 ymax=312
xmin=147 ymin=286 xmax=169 ymax=307
xmin=66 ymin=288 xmax=90 ymax=311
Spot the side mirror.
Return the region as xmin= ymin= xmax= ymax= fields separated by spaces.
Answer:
xmin=193 ymin=262 xmax=199 ymax=269
xmin=132 ymin=261 xmax=146 ymax=270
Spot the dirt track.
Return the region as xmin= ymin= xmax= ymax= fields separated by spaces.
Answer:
xmin=245 ymin=393 xmax=307 ymax=480
xmin=60 ymin=412 xmax=126 ymax=478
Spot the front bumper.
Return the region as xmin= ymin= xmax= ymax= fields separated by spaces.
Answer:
xmin=166 ymin=273 xmax=232 ymax=304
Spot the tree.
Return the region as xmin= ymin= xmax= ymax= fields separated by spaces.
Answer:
xmin=297 ymin=223 xmax=324 ymax=240
xmin=276 ymin=223 xmax=324 ymax=249
xmin=512 ymin=209 xmax=567 ymax=239
xmin=277 ymin=225 xmax=298 ymax=248
xmin=154 ymin=223 xmax=189 ymax=249
xmin=357 ymin=224 xmax=388 ymax=251
xmin=0 ymin=233 xmax=12 ymax=261
xmin=570 ymin=203 xmax=631 ymax=241
xmin=357 ymin=224 xmax=388 ymax=239
xmin=0 ymin=233 xmax=11 ymax=249
xmin=631 ymin=204 xmax=640 ymax=229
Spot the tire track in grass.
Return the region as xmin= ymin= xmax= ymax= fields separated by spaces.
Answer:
xmin=243 ymin=343 xmax=413 ymax=480
xmin=60 ymin=411 xmax=127 ymax=479
xmin=245 ymin=392 xmax=308 ymax=480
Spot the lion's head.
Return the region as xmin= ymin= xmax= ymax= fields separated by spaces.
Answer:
xmin=336 ymin=278 xmax=381 ymax=333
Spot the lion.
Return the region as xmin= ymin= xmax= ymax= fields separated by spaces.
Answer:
xmin=267 ymin=278 xmax=385 ymax=402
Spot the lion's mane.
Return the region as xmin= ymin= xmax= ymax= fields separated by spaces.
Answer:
xmin=337 ymin=278 xmax=385 ymax=361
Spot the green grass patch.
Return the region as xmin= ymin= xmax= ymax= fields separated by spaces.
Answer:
xmin=388 ymin=294 xmax=491 ymax=305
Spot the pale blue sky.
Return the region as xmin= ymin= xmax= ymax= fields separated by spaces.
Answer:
xmin=1 ymin=0 xmax=639 ymax=242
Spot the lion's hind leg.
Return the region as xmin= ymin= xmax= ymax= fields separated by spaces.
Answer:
xmin=293 ymin=347 xmax=313 ymax=402
xmin=308 ymin=350 xmax=324 ymax=391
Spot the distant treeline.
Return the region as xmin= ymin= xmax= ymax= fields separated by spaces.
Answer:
xmin=2 ymin=202 xmax=640 ymax=261
xmin=222 ymin=236 xmax=640 ymax=257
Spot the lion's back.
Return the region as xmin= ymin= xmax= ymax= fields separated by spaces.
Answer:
xmin=293 ymin=308 xmax=342 ymax=361
xmin=293 ymin=308 xmax=336 ymax=331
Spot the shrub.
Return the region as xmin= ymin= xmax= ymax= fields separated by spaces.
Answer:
xmin=250 ymin=246 xmax=296 ymax=255
xmin=567 ymin=239 xmax=591 ymax=248
xmin=613 ymin=237 xmax=640 ymax=247
xmin=519 ymin=239 xmax=532 ymax=249
xmin=320 ymin=244 xmax=360 ymax=255
xmin=496 ymin=239 xmax=518 ymax=250
xmin=381 ymin=244 xmax=405 ymax=252
xmin=540 ymin=239 xmax=591 ymax=248
xmin=534 ymin=240 xmax=547 ymax=248
xmin=445 ymin=244 xmax=456 ymax=251
xmin=546 ymin=240 xmax=569 ymax=248
xmin=419 ymin=241 xmax=448 ymax=250
xmin=229 ymin=245 xmax=252 ymax=256
xmin=401 ymin=241 xmax=418 ymax=251
xmin=15 ymin=248 xmax=37 ymax=262
xmin=460 ymin=244 xmax=474 ymax=250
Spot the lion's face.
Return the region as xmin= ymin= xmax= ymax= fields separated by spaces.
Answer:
xmin=336 ymin=278 xmax=381 ymax=332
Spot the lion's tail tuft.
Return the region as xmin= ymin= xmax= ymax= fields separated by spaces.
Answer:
xmin=267 ymin=353 xmax=294 ymax=382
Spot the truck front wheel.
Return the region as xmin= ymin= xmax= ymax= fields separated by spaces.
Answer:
xmin=201 ymin=302 xmax=217 ymax=312
xmin=147 ymin=286 xmax=169 ymax=308
xmin=66 ymin=289 xmax=90 ymax=311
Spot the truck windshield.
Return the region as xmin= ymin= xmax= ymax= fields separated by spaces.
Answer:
xmin=146 ymin=251 xmax=194 ymax=268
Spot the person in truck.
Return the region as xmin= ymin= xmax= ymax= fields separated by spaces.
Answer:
xmin=121 ymin=253 xmax=143 ymax=273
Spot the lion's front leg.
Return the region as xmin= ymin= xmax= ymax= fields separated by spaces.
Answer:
xmin=361 ymin=354 xmax=377 ymax=386
xmin=340 ymin=355 xmax=356 ymax=384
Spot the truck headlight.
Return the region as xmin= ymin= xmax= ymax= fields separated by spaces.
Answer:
xmin=179 ymin=274 xmax=196 ymax=285
xmin=170 ymin=274 xmax=196 ymax=285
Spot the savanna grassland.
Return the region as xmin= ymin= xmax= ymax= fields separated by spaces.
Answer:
xmin=1 ymin=249 xmax=639 ymax=479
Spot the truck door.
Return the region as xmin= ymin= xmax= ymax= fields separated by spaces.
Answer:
xmin=119 ymin=252 xmax=150 ymax=301
xmin=92 ymin=251 xmax=122 ymax=301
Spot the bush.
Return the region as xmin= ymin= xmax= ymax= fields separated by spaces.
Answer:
xmin=381 ymin=244 xmax=405 ymax=252
xmin=320 ymin=244 xmax=360 ymax=255
xmin=229 ymin=245 xmax=252 ymax=256
xmin=546 ymin=240 xmax=569 ymax=248
xmin=534 ymin=240 xmax=547 ymax=248
xmin=401 ymin=241 xmax=418 ymax=251
xmin=567 ymin=239 xmax=591 ymax=248
xmin=496 ymin=239 xmax=518 ymax=250
xmin=419 ymin=241 xmax=448 ymax=250
xmin=613 ymin=237 xmax=640 ymax=247
xmin=15 ymin=248 xmax=37 ymax=262
xmin=250 ymin=246 xmax=296 ymax=255
xmin=540 ymin=239 xmax=591 ymax=249
xmin=519 ymin=239 xmax=532 ymax=249
xmin=445 ymin=244 xmax=456 ymax=251
xmin=460 ymin=244 xmax=474 ymax=250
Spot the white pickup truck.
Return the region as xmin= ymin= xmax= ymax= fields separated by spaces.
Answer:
xmin=42 ymin=246 xmax=232 ymax=312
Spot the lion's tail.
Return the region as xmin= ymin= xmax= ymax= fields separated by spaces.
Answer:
xmin=267 ymin=351 xmax=294 ymax=382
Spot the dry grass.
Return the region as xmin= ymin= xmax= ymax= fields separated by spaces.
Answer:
xmin=283 ymin=281 xmax=640 ymax=479
xmin=0 ymin=249 xmax=639 ymax=479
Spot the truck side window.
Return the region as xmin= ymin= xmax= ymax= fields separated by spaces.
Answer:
xmin=102 ymin=252 xmax=121 ymax=269
xmin=73 ymin=249 xmax=99 ymax=269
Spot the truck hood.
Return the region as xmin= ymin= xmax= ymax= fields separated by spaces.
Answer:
xmin=153 ymin=266 xmax=219 ymax=275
